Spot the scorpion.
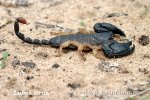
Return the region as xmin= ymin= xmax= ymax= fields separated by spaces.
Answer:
xmin=14 ymin=17 xmax=135 ymax=60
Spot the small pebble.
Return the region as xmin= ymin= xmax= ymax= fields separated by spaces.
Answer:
xmin=21 ymin=62 xmax=36 ymax=68
xmin=22 ymin=68 xmax=31 ymax=74
xmin=67 ymin=83 xmax=81 ymax=90
xmin=98 ymin=61 xmax=120 ymax=72
xmin=52 ymin=63 xmax=60 ymax=68
xmin=68 ymin=93 xmax=74 ymax=98
xmin=26 ymin=76 xmax=34 ymax=80
xmin=139 ymin=68 xmax=149 ymax=74
xmin=138 ymin=35 xmax=149 ymax=46
xmin=143 ymin=54 xmax=150 ymax=59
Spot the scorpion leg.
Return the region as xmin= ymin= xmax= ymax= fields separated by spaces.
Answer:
xmin=57 ymin=41 xmax=86 ymax=61
xmin=78 ymin=43 xmax=107 ymax=60
xmin=88 ymin=45 xmax=107 ymax=60
xmin=57 ymin=41 xmax=71 ymax=57
xmin=59 ymin=40 xmax=107 ymax=60
xmin=92 ymin=48 xmax=106 ymax=60
xmin=77 ymin=44 xmax=86 ymax=61
xmin=69 ymin=41 xmax=86 ymax=61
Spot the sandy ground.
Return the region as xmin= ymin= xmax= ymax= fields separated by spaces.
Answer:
xmin=0 ymin=0 xmax=150 ymax=100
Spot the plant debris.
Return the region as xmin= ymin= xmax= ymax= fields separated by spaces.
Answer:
xmin=103 ymin=12 xmax=128 ymax=18
xmin=34 ymin=22 xmax=75 ymax=34
xmin=0 ymin=51 xmax=9 ymax=69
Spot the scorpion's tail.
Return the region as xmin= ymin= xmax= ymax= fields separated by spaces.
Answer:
xmin=14 ymin=17 xmax=50 ymax=45
xmin=93 ymin=23 xmax=126 ymax=37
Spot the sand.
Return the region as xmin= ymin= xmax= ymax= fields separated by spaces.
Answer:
xmin=0 ymin=0 xmax=150 ymax=100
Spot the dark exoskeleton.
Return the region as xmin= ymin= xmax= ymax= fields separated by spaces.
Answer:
xmin=14 ymin=17 xmax=135 ymax=58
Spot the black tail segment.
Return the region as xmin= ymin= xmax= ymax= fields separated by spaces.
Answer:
xmin=14 ymin=17 xmax=50 ymax=45
xmin=93 ymin=23 xmax=126 ymax=37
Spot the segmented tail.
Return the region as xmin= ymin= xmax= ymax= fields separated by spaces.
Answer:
xmin=14 ymin=17 xmax=50 ymax=45
xmin=93 ymin=23 xmax=126 ymax=37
